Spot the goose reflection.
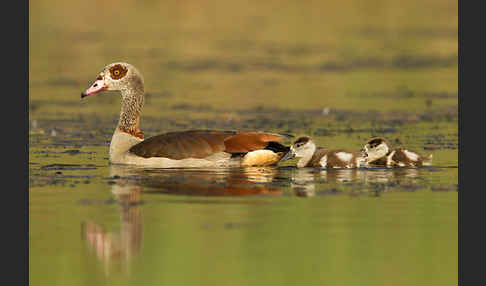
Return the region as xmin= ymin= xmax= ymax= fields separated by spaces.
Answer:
xmin=81 ymin=165 xmax=285 ymax=275
xmin=289 ymin=167 xmax=424 ymax=197
xmin=81 ymin=168 xmax=142 ymax=275
xmin=109 ymin=165 xmax=283 ymax=196
xmin=360 ymin=167 xmax=421 ymax=183
xmin=290 ymin=168 xmax=318 ymax=197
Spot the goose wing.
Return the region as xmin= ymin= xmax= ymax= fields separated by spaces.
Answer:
xmin=128 ymin=130 xmax=288 ymax=160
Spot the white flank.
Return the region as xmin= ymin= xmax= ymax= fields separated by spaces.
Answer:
xmin=121 ymin=153 xmax=235 ymax=168
xmin=319 ymin=155 xmax=328 ymax=168
xmin=403 ymin=150 xmax=419 ymax=161
xmin=386 ymin=150 xmax=396 ymax=166
xmin=335 ymin=152 xmax=353 ymax=162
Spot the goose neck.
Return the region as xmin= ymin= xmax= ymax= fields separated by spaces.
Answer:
xmin=117 ymin=87 xmax=144 ymax=139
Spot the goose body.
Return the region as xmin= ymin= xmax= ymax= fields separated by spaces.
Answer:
xmin=362 ymin=137 xmax=433 ymax=167
xmin=280 ymin=137 xmax=365 ymax=168
xmin=82 ymin=62 xmax=289 ymax=168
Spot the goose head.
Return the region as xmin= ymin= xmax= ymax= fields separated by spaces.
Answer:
xmin=280 ymin=136 xmax=317 ymax=161
xmin=362 ymin=137 xmax=391 ymax=162
xmin=81 ymin=62 xmax=144 ymax=98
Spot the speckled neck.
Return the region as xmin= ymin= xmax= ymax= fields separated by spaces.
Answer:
xmin=118 ymin=80 xmax=145 ymax=139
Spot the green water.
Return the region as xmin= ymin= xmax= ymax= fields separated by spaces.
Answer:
xmin=29 ymin=0 xmax=457 ymax=285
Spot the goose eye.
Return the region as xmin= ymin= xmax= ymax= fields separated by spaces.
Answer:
xmin=109 ymin=64 xmax=128 ymax=80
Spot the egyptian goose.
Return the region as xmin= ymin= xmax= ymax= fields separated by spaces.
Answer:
xmin=362 ymin=137 xmax=433 ymax=167
xmin=81 ymin=62 xmax=290 ymax=168
xmin=280 ymin=136 xmax=365 ymax=168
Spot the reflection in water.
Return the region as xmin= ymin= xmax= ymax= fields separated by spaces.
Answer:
xmin=321 ymin=169 xmax=362 ymax=183
xmin=80 ymin=164 xmax=448 ymax=274
xmin=81 ymin=167 xmax=143 ymax=275
xmin=81 ymin=165 xmax=285 ymax=275
xmin=291 ymin=168 xmax=317 ymax=197
xmin=108 ymin=165 xmax=284 ymax=197
xmin=290 ymin=167 xmax=424 ymax=197
xmin=359 ymin=167 xmax=421 ymax=183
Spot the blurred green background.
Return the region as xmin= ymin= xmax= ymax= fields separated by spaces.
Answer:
xmin=29 ymin=0 xmax=457 ymax=285
xmin=30 ymin=0 xmax=457 ymax=117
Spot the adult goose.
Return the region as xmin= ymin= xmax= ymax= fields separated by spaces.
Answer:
xmin=81 ymin=62 xmax=290 ymax=168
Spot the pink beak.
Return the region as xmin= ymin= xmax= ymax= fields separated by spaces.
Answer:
xmin=81 ymin=79 xmax=107 ymax=98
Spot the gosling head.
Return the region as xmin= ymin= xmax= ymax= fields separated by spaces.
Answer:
xmin=363 ymin=137 xmax=391 ymax=162
xmin=81 ymin=62 xmax=144 ymax=98
xmin=280 ymin=136 xmax=317 ymax=161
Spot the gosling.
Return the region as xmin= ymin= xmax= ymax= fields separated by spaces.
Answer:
xmin=362 ymin=137 xmax=433 ymax=167
xmin=280 ymin=136 xmax=365 ymax=168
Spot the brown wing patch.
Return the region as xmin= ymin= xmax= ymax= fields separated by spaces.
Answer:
xmin=326 ymin=150 xmax=358 ymax=168
xmin=129 ymin=130 xmax=287 ymax=160
xmin=223 ymin=131 xmax=285 ymax=153
xmin=129 ymin=130 xmax=235 ymax=159
xmin=392 ymin=148 xmax=418 ymax=167
xmin=307 ymin=147 xmax=330 ymax=167
xmin=109 ymin=64 xmax=128 ymax=80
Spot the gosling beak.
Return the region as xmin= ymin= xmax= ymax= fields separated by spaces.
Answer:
xmin=81 ymin=78 xmax=107 ymax=98
xmin=280 ymin=149 xmax=296 ymax=161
